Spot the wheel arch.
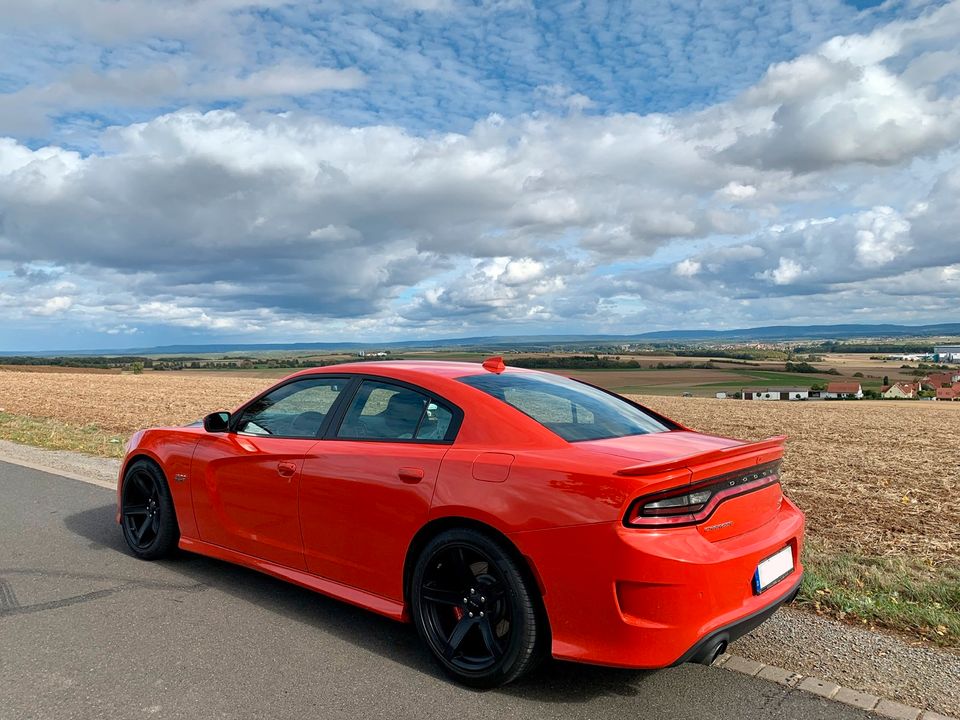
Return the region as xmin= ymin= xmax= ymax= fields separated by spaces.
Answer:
xmin=402 ymin=516 xmax=550 ymax=634
xmin=118 ymin=452 xmax=180 ymax=528
xmin=120 ymin=451 xmax=165 ymax=483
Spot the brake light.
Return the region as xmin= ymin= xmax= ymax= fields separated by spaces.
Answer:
xmin=624 ymin=461 xmax=781 ymax=528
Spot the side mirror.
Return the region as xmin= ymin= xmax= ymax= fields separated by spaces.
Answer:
xmin=203 ymin=411 xmax=231 ymax=433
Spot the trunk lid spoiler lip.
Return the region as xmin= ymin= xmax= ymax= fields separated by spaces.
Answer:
xmin=614 ymin=435 xmax=787 ymax=477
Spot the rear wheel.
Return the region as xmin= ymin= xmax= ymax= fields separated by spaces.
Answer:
xmin=411 ymin=528 xmax=544 ymax=687
xmin=120 ymin=460 xmax=179 ymax=560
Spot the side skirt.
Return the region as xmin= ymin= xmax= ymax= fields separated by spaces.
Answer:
xmin=178 ymin=536 xmax=407 ymax=622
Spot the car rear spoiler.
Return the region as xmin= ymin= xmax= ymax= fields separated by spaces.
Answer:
xmin=614 ymin=435 xmax=787 ymax=476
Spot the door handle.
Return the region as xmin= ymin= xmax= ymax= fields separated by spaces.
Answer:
xmin=398 ymin=467 xmax=424 ymax=483
xmin=277 ymin=461 xmax=298 ymax=478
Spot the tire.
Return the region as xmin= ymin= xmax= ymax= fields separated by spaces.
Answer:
xmin=410 ymin=527 xmax=545 ymax=687
xmin=120 ymin=459 xmax=179 ymax=560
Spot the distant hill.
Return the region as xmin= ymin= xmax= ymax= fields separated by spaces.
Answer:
xmin=4 ymin=322 xmax=959 ymax=357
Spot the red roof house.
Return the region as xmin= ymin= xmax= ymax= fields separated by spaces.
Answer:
xmin=825 ymin=382 xmax=863 ymax=399
xmin=937 ymin=384 xmax=960 ymax=401
xmin=882 ymin=382 xmax=917 ymax=399
xmin=925 ymin=371 xmax=960 ymax=388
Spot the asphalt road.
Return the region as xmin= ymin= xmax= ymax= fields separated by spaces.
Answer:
xmin=0 ymin=461 xmax=875 ymax=720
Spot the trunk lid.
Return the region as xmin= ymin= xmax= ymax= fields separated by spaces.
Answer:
xmin=582 ymin=431 xmax=786 ymax=541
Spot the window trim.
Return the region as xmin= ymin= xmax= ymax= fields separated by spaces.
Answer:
xmin=228 ymin=375 xmax=360 ymax=439
xmin=324 ymin=375 xmax=464 ymax=445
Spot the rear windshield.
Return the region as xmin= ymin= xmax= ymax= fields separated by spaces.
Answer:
xmin=458 ymin=372 xmax=671 ymax=442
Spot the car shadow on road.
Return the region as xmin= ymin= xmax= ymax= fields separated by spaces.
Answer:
xmin=64 ymin=503 xmax=658 ymax=703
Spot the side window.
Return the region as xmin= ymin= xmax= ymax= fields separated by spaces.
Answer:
xmin=236 ymin=377 xmax=347 ymax=438
xmin=416 ymin=402 xmax=454 ymax=440
xmin=337 ymin=380 xmax=453 ymax=441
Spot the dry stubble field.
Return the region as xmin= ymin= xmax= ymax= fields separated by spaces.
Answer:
xmin=0 ymin=368 xmax=957 ymax=646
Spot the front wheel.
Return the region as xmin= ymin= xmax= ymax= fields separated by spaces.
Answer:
xmin=120 ymin=460 xmax=179 ymax=560
xmin=410 ymin=528 xmax=545 ymax=687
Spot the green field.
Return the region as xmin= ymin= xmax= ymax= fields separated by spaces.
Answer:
xmin=560 ymin=367 xmax=849 ymax=396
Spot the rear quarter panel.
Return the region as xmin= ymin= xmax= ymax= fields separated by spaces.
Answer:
xmin=426 ymin=377 xmax=700 ymax=532
xmin=431 ymin=445 xmax=695 ymax=532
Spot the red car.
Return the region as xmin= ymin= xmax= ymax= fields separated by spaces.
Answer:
xmin=117 ymin=358 xmax=804 ymax=687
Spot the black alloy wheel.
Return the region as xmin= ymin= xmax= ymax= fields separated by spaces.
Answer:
xmin=411 ymin=528 xmax=544 ymax=687
xmin=120 ymin=460 xmax=178 ymax=560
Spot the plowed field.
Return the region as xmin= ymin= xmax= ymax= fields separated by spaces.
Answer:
xmin=1 ymin=368 xmax=956 ymax=562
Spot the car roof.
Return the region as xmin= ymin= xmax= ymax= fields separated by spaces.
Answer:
xmin=286 ymin=359 xmax=534 ymax=382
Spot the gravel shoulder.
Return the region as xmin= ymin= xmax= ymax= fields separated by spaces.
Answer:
xmin=1 ymin=438 xmax=956 ymax=717
xmin=732 ymin=605 xmax=960 ymax=716
xmin=0 ymin=438 xmax=120 ymax=488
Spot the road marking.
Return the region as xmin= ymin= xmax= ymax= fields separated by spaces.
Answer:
xmin=0 ymin=576 xmax=20 ymax=611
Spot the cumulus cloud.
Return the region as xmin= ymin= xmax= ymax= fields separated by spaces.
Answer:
xmin=855 ymin=207 xmax=912 ymax=267
xmin=1 ymin=1 xmax=960 ymax=346
xmin=0 ymin=107 xmax=744 ymax=314
xmin=673 ymin=259 xmax=701 ymax=277
xmin=718 ymin=182 xmax=758 ymax=201
xmin=757 ymin=258 xmax=805 ymax=286
xmin=399 ymin=256 xmax=572 ymax=324
xmin=30 ymin=296 xmax=73 ymax=316
xmin=718 ymin=2 xmax=960 ymax=173
xmin=621 ymin=170 xmax=960 ymax=318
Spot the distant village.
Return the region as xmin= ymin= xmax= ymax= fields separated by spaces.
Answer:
xmin=731 ymin=345 xmax=960 ymax=402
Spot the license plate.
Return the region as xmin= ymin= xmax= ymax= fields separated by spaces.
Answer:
xmin=753 ymin=546 xmax=794 ymax=594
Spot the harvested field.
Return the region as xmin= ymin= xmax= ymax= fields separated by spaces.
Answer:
xmin=0 ymin=369 xmax=955 ymax=560
xmin=0 ymin=368 xmax=957 ymax=645
xmin=0 ymin=371 xmax=270 ymax=434
xmin=0 ymin=364 xmax=120 ymax=374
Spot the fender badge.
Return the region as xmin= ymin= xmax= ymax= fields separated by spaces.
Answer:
xmin=174 ymin=473 xmax=188 ymax=483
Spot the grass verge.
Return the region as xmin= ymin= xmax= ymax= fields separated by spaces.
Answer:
xmin=798 ymin=538 xmax=960 ymax=648
xmin=0 ymin=412 xmax=127 ymax=459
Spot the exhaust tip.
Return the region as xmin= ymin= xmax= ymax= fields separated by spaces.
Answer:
xmin=692 ymin=638 xmax=728 ymax=665
xmin=710 ymin=640 xmax=728 ymax=664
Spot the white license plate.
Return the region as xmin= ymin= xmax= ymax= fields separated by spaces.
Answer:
xmin=753 ymin=546 xmax=794 ymax=594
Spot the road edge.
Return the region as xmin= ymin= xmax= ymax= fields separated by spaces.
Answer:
xmin=0 ymin=450 xmax=116 ymax=490
xmin=714 ymin=652 xmax=957 ymax=720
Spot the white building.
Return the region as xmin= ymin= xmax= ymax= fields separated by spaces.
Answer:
xmin=743 ymin=388 xmax=810 ymax=401
xmin=824 ymin=382 xmax=863 ymax=399
xmin=935 ymin=345 xmax=960 ymax=362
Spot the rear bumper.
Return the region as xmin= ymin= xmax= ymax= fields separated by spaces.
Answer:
xmin=671 ymin=575 xmax=801 ymax=666
xmin=509 ymin=496 xmax=805 ymax=668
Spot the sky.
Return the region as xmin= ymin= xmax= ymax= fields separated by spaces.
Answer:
xmin=1 ymin=0 xmax=959 ymax=351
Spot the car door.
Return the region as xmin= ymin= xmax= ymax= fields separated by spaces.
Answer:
xmin=299 ymin=378 xmax=460 ymax=600
xmin=191 ymin=376 xmax=352 ymax=570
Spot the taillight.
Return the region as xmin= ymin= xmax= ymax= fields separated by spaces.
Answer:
xmin=624 ymin=461 xmax=781 ymax=528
